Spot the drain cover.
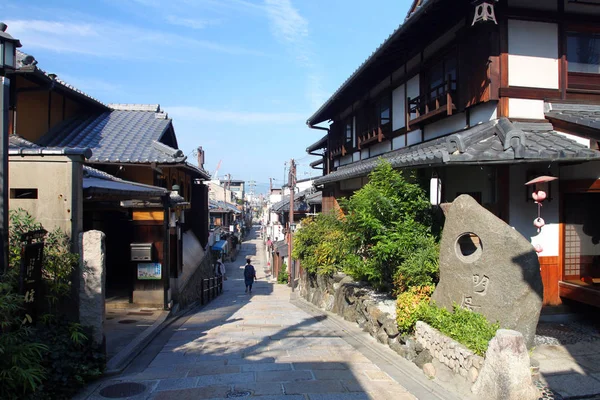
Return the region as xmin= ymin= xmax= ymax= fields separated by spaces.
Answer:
xmin=118 ymin=319 xmax=138 ymax=324
xmin=99 ymin=382 xmax=146 ymax=398
xmin=227 ymin=390 xmax=252 ymax=398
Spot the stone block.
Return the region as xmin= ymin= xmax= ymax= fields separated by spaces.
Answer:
xmin=78 ymin=230 xmax=106 ymax=346
xmin=431 ymin=195 xmax=543 ymax=347
xmin=469 ymin=367 xmax=479 ymax=383
xmin=423 ymin=363 xmax=436 ymax=378
xmin=472 ymin=330 xmax=539 ymax=400
xmin=414 ymin=349 xmax=432 ymax=369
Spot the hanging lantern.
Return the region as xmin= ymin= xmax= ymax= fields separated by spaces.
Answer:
xmin=471 ymin=0 xmax=499 ymax=26
xmin=534 ymin=244 xmax=544 ymax=254
xmin=525 ymin=175 xmax=558 ymax=247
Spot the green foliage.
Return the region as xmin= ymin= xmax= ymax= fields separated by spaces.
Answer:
xmin=0 ymin=209 xmax=105 ymax=399
xmin=396 ymin=291 xmax=500 ymax=356
xmin=395 ymin=285 xmax=435 ymax=333
xmin=292 ymin=213 xmax=354 ymax=276
xmin=277 ymin=266 xmax=289 ymax=284
xmin=340 ymin=160 xmax=438 ymax=289
xmin=29 ymin=320 xmax=104 ymax=400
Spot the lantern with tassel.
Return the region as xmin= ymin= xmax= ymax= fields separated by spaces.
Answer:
xmin=525 ymin=175 xmax=558 ymax=239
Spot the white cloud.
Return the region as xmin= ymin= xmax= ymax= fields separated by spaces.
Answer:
xmin=6 ymin=18 xmax=264 ymax=59
xmin=165 ymin=15 xmax=221 ymax=30
xmin=166 ymin=106 xmax=305 ymax=124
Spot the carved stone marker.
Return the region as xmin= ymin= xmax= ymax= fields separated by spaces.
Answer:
xmin=431 ymin=195 xmax=543 ymax=347
xmin=79 ymin=230 xmax=106 ymax=346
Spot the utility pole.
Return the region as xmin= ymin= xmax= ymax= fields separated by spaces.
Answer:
xmin=269 ymin=178 xmax=273 ymax=193
xmin=288 ymin=159 xmax=296 ymax=291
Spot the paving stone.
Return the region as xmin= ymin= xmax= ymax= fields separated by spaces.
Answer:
xmin=195 ymin=372 xmax=255 ymax=386
xmin=240 ymin=363 xmax=292 ymax=372
xmin=186 ymin=365 xmax=240 ymax=377
xmin=232 ymin=382 xmax=285 ymax=396
xmin=256 ymin=370 xmax=313 ymax=382
xmin=149 ymin=385 xmax=230 ymax=400
xmin=284 ymin=380 xmax=346 ymax=394
xmin=293 ymin=362 xmax=348 ymax=370
xmin=307 ymin=393 xmax=370 ymax=400
xmin=544 ymin=373 xmax=600 ymax=398
xmin=155 ymin=377 xmax=199 ymax=391
xmin=312 ymin=369 xmax=357 ymax=380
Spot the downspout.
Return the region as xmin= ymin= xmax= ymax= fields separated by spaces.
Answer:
xmin=307 ymin=124 xmax=330 ymax=174
xmin=162 ymin=194 xmax=171 ymax=310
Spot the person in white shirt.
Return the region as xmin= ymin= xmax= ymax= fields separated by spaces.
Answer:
xmin=215 ymin=258 xmax=226 ymax=280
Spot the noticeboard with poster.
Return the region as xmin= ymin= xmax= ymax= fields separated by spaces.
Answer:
xmin=137 ymin=263 xmax=162 ymax=280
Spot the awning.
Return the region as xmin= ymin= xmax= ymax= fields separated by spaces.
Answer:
xmin=83 ymin=166 xmax=167 ymax=201
xmin=212 ymin=240 xmax=228 ymax=252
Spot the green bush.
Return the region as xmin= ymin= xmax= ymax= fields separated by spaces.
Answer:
xmin=277 ymin=267 xmax=289 ymax=284
xmin=0 ymin=209 xmax=105 ymax=399
xmin=396 ymin=291 xmax=500 ymax=356
xmin=340 ymin=160 xmax=438 ymax=290
xmin=292 ymin=213 xmax=354 ymax=276
xmin=395 ymin=285 xmax=434 ymax=333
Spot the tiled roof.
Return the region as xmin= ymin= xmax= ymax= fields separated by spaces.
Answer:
xmin=544 ymin=102 xmax=600 ymax=131
xmin=306 ymin=135 xmax=327 ymax=153
xmin=37 ymin=110 xmax=184 ymax=164
xmin=9 ymin=134 xmax=92 ymax=158
xmin=271 ymin=188 xmax=321 ymax=212
xmin=83 ymin=165 xmax=167 ymax=199
xmin=209 ymin=200 xmax=241 ymax=214
xmin=16 ymin=50 xmax=107 ymax=109
xmin=314 ymin=118 xmax=600 ymax=186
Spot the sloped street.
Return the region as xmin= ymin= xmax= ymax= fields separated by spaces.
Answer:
xmin=80 ymin=228 xmax=456 ymax=400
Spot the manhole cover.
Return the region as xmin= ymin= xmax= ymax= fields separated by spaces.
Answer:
xmin=227 ymin=390 xmax=252 ymax=398
xmin=99 ymin=382 xmax=146 ymax=398
xmin=118 ymin=319 xmax=138 ymax=324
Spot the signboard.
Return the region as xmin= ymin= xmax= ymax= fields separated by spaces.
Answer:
xmin=19 ymin=230 xmax=47 ymax=323
xmin=137 ymin=263 xmax=162 ymax=280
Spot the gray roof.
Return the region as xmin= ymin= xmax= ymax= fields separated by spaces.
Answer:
xmin=545 ymin=102 xmax=600 ymax=132
xmin=209 ymin=200 xmax=241 ymax=214
xmin=271 ymin=188 xmax=321 ymax=213
xmin=38 ymin=109 xmax=183 ymax=164
xmin=315 ymin=118 xmax=600 ymax=186
xmin=83 ymin=166 xmax=167 ymax=200
xmin=306 ymin=135 xmax=327 ymax=153
xmin=8 ymin=135 xmax=92 ymax=158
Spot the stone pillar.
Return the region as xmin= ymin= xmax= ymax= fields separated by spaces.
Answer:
xmin=78 ymin=230 xmax=106 ymax=346
xmin=472 ymin=330 xmax=539 ymax=400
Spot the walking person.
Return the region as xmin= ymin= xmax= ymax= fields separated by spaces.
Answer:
xmin=244 ymin=258 xmax=256 ymax=294
xmin=215 ymin=258 xmax=226 ymax=281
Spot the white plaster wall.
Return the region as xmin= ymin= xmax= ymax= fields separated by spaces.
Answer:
xmin=424 ymin=113 xmax=467 ymax=141
xmin=370 ymin=140 xmax=392 ymax=157
xmin=392 ymin=84 xmax=406 ymax=131
xmin=407 ymin=75 xmax=420 ymax=120
xmin=555 ymin=131 xmax=591 ymax=148
xmin=508 ymin=98 xmax=545 ymax=119
xmin=340 ymin=154 xmax=353 ymax=166
xmin=470 ymin=102 xmax=498 ymax=125
xmin=361 ymin=148 xmax=369 ymax=160
xmin=352 ymin=151 xmax=361 ymax=162
xmin=393 ymin=134 xmax=406 ymax=150
xmin=508 ymin=0 xmax=558 ymax=10
xmin=407 ymin=129 xmax=422 ymax=146
xmin=560 ymin=161 xmax=600 ymax=180
xmin=352 ymin=116 xmax=357 ymax=147
xmin=508 ymin=164 xmax=560 ymax=257
xmin=334 ymin=159 xmax=340 ymax=168
xmin=508 ymin=20 xmax=559 ymax=89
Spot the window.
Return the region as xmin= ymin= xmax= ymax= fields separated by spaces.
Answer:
xmin=377 ymin=96 xmax=391 ymax=127
xmin=428 ymin=55 xmax=457 ymax=96
xmin=10 ymin=188 xmax=38 ymax=199
xmin=345 ymin=120 xmax=353 ymax=144
xmin=567 ymin=32 xmax=600 ymax=74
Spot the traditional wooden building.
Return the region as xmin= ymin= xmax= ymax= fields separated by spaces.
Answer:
xmin=9 ymin=49 xmax=211 ymax=308
xmin=307 ymin=0 xmax=600 ymax=307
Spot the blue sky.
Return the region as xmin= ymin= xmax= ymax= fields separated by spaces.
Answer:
xmin=2 ymin=0 xmax=412 ymax=194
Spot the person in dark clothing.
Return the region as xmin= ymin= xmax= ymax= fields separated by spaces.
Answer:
xmin=244 ymin=258 xmax=256 ymax=294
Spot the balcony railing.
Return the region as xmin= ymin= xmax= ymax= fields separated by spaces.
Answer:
xmin=357 ymin=123 xmax=391 ymax=149
xmin=329 ymin=141 xmax=347 ymax=158
xmin=407 ymin=75 xmax=456 ymax=129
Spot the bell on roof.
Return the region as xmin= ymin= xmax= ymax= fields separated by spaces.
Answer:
xmin=471 ymin=0 xmax=499 ymax=26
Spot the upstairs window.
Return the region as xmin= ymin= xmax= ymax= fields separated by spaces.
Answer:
xmin=345 ymin=120 xmax=353 ymax=145
xmin=567 ymin=32 xmax=600 ymax=74
xmin=377 ymin=96 xmax=391 ymax=127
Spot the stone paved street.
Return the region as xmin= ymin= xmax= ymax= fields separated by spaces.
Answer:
xmin=81 ymin=228 xmax=447 ymax=400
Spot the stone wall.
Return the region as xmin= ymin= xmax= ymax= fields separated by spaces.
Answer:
xmin=415 ymin=321 xmax=484 ymax=383
xmin=177 ymin=252 xmax=214 ymax=309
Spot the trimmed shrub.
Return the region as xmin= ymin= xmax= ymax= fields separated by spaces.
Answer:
xmin=395 ymin=285 xmax=435 ymax=333
xmin=277 ymin=265 xmax=289 ymax=284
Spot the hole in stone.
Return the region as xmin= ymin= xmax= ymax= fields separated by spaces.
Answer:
xmin=456 ymin=233 xmax=482 ymax=262
xmin=99 ymin=382 xmax=146 ymax=398
xmin=118 ymin=319 xmax=138 ymax=324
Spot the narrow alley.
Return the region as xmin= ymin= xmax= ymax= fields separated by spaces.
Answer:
xmin=80 ymin=227 xmax=455 ymax=400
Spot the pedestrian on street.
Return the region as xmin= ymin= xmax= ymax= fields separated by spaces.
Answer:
xmin=244 ymin=258 xmax=256 ymax=294
xmin=215 ymin=258 xmax=226 ymax=281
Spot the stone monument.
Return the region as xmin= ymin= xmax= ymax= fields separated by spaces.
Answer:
xmin=431 ymin=195 xmax=543 ymax=347
xmin=79 ymin=230 xmax=106 ymax=346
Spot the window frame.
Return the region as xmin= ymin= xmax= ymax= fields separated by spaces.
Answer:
xmin=565 ymin=23 xmax=600 ymax=91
